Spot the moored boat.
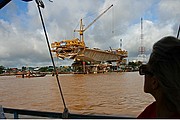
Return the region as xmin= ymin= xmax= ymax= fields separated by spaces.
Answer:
xmin=16 ymin=71 xmax=46 ymax=78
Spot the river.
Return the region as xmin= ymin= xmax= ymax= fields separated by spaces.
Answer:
xmin=0 ymin=72 xmax=154 ymax=118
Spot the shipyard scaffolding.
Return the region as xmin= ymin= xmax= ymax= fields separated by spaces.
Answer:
xmin=51 ymin=4 xmax=128 ymax=73
xmin=51 ymin=43 xmax=128 ymax=73
xmin=71 ymin=48 xmax=128 ymax=73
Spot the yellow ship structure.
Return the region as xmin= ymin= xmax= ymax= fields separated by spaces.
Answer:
xmin=51 ymin=40 xmax=127 ymax=62
xmin=51 ymin=4 xmax=128 ymax=73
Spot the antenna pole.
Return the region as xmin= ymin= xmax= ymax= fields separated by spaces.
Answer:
xmin=139 ymin=17 xmax=145 ymax=55
xmin=120 ymin=39 xmax=122 ymax=49
xmin=177 ymin=25 xmax=180 ymax=39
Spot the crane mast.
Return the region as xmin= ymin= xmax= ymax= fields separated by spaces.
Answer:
xmin=51 ymin=4 xmax=115 ymax=60
xmin=74 ymin=4 xmax=113 ymax=44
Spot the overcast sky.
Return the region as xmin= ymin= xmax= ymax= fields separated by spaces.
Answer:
xmin=0 ymin=0 xmax=180 ymax=68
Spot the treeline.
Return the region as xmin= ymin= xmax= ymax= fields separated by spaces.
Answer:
xmin=0 ymin=66 xmax=5 ymax=74
xmin=0 ymin=65 xmax=73 ymax=74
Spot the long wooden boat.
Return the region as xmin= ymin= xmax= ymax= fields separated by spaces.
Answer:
xmin=16 ymin=73 xmax=46 ymax=78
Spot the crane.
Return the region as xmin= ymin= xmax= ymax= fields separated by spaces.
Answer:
xmin=51 ymin=4 xmax=114 ymax=60
xmin=74 ymin=4 xmax=113 ymax=45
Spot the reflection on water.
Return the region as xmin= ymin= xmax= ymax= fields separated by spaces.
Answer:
xmin=0 ymin=72 xmax=154 ymax=117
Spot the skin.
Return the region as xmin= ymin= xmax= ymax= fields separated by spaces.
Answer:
xmin=144 ymin=70 xmax=175 ymax=118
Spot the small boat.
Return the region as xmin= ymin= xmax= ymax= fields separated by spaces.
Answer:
xmin=28 ymin=73 xmax=46 ymax=78
xmin=16 ymin=71 xmax=46 ymax=78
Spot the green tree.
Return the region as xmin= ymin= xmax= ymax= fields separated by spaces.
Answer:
xmin=39 ymin=67 xmax=49 ymax=72
xmin=0 ymin=66 xmax=5 ymax=74
xmin=128 ymin=61 xmax=142 ymax=69
xmin=22 ymin=66 xmax=26 ymax=71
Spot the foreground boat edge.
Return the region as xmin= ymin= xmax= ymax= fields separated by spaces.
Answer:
xmin=3 ymin=107 xmax=135 ymax=119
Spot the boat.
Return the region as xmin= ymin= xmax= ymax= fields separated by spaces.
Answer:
xmin=2 ymin=107 xmax=133 ymax=119
xmin=16 ymin=71 xmax=46 ymax=78
xmin=26 ymin=72 xmax=46 ymax=78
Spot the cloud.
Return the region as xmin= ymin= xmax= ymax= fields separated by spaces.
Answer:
xmin=0 ymin=0 xmax=180 ymax=68
xmin=158 ymin=0 xmax=180 ymax=22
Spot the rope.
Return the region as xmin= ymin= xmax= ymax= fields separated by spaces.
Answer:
xmin=112 ymin=6 xmax=114 ymax=34
xmin=177 ymin=25 xmax=180 ymax=39
xmin=35 ymin=0 xmax=69 ymax=118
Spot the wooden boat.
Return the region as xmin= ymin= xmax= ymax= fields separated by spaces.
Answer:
xmin=16 ymin=71 xmax=46 ymax=78
xmin=26 ymin=73 xmax=46 ymax=78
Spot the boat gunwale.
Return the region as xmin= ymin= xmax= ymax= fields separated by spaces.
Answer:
xmin=3 ymin=107 xmax=134 ymax=119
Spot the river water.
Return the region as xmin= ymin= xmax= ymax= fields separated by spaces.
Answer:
xmin=0 ymin=72 xmax=154 ymax=117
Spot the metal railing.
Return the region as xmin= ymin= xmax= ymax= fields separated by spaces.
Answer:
xmin=3 ymin=107 xmax=134 ymax=119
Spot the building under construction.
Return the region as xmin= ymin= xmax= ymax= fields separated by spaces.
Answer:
xmin=51 ymin=41 xmax=128 ymax=73
xmin=51 ymin=4 xmax=128 ymax=73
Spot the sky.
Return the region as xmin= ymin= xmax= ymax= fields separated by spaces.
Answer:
xmin=0 ymin=0 xmax=180 ymax=68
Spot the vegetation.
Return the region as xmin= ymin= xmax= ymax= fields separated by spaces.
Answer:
xmin=128 ymin=61 xmax=143 ymax=71
xmin=128 ymin=61 xmax=142 ymax=67
xmin=39 ymin=66 xmax=51 ymax=72
xmin=0 ymin=61 xmax=143 ymax=75
xmin=0 ymin=66 xmax=5 ymax=74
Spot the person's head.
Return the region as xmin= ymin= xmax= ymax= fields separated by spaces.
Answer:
xmin=139 ymin=36 xmax=180 ymax=113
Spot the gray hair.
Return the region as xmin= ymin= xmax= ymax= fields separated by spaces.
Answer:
xmin=148 ymin=36 xmax=180 ymax=113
